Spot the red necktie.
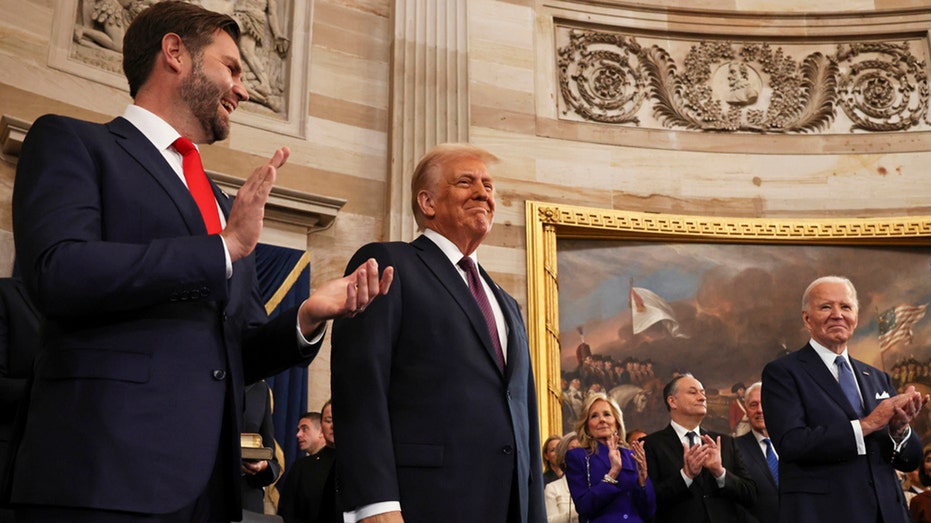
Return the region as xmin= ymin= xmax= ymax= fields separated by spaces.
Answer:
xmin=458 ymin=256 xmax=505 ymax=372
xmin=172 ymin=137 xmax=222 ymax=234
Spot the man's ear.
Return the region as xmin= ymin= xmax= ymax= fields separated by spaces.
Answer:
xmin=417 ymin=190 xmax=435 ymax=219
xmin=162 ymin=33 xmax=185 ymax=73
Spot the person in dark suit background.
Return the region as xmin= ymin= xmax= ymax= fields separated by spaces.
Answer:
xmin=7 ymin=2 xmax=392 ymax=521
xmin=762 ymin=275 xmax=927 ymax=523
xmin=331 ymin=143 xmax=546 ymax=523
xmin=277 ymin=412 xmax=340 ymax=523
xmin=241 ymin=381 xmax=281 ymax=516
xmin=734 ymin=382 xmax=778 ymax=523
xmin=643 ymin=374 xmax=757 ymax=523
xmin=0 ymin=277 xmax=41 ymax=523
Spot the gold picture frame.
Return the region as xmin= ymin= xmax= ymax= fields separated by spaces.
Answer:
xmin=525 ymin=201 xmax=931 ymax=438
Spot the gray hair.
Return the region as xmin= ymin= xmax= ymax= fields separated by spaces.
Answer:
xmin=801 ymin=275 xmax=858 ymax=311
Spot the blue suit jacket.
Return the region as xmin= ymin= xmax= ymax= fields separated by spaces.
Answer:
xmin=564 ymin=443 xmax=656 ymax=523
xmin=734 ymin=432 xmax=779 ymax=523
xmin=9 ymin=114 xmax=317 ymax=516
xmin=331 ymin=237 xmax=546 ymax=523
xmin=761 ymin=344 xmax=918 ymax=523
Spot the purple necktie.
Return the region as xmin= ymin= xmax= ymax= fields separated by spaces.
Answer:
xmin=458 ymin=257 xmax=505 ymax=371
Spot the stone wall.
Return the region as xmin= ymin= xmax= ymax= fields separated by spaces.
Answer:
xmin=2 ymin=0 xmax=931 ymax=413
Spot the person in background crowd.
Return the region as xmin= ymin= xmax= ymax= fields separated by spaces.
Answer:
xmin=277 ymin=412 xmax=340 ymax=523
xmin=625 ymin=429 xmax=647 ymax=447
xmin=544 ymin=432 xmax=580 ymax=523
xmin=643 ymin=374 xmax=756 ymax=523
xmin=543 ymin=435 xmax=562 ymax=485
xmin=564 ymin=393 xmax=655 ymax=523
xmin=734 ymin=382 xmax=778 ymax=523
xmin=909 ymin=445 xmax=931 ymax=522
xmin=320 ymin=399 xmax=335 ymax=449
xmin=905 ymin=445 xmax=931 ymax=508
xmin=241 ymin=381 xmax=281 ymax=516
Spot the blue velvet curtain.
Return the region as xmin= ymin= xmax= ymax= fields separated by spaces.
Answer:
xmin=254 ymin=243 xmax=311 ymax=471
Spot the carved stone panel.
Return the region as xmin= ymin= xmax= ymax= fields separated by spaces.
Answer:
xmin=555 ymin=25 xmax=930 ymax=134
xmin=49 ymin=0 xmax=308 ymax=137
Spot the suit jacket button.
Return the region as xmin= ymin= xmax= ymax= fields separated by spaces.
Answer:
xmin=501 ymin=446 xmax=513 ymax=455
xmin=212 ymin=369 xmax=227 ymax=380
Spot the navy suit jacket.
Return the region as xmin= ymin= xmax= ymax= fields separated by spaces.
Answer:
xmin=8 ymin=114 xmax=318 ymax=516
xmin=0 ymin=278 xmax=41 ymax=494
xmin=734 ymin=432 xmax=779 ymax=523
xmin=331 ymin=236 xmax=546 ymax=523
xmin=643 ymin=424 xmax=757 ymax=523
xmin=761 ymin=344 xmax=918 ymax=523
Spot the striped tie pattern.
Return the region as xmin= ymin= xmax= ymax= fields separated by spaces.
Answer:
xmin=458 ymin=257 xmax=505 ymax=372
xmin=763 ymin=437 xmax=779 ymax=486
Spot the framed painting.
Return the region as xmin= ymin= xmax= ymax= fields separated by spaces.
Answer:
xmin=525 ymin=201 xmax=931 ymax=441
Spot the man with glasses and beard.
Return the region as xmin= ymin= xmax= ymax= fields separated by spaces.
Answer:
xmin=5 ymin=2 xmax=392 ymax=521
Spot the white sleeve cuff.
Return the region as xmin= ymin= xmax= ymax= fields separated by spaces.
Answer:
xmin=343 ymin=501 xmax=403 ymax=522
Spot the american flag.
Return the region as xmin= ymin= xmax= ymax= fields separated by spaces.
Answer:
xmin=878 ymin=304 xmax=927 ymax=352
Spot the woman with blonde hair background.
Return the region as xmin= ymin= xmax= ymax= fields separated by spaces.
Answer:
xmin=564 ymin=393 xmax=655 ymax=523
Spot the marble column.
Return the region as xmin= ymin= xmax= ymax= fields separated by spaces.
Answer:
xmin=387 ymin=0 xmax=470 ymax=241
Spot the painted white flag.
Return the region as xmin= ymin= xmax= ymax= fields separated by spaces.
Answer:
xmin=629 ymin=286 xmax=688 ymax=338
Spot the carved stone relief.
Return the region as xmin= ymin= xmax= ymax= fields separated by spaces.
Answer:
xmin=556 ymin=25 xmax=930 ymax=134
xmin=51 ymin=0 xmax=307 ymax=136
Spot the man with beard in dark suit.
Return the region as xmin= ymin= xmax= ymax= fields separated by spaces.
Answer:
xmin=7 ymin=3 xmax=392 ymax=520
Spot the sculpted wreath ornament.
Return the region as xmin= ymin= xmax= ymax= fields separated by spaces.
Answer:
xmin=557 ymin=28 xmax=927 ymax=134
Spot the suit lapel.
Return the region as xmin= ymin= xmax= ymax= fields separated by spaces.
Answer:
xmin=797 ymin=344 xmax=861 ymax=417
xmin=849 ymin=358 xmax=883 ymax=413
xmin=211 ymin=182 xmax=233 ymax=220
xmin=106 ymin=117 xmax=211 ymax=235
xmin=740 ymin=435 xmax=776 ymax=488
xmin=484 ymin=265 xmax=521 ymax=379
xmin=412 ymin=236 xmax=505 ymax=376
xmin=658 ymin=425 xmax=685 ymax=465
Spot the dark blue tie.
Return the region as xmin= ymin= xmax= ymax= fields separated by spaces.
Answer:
xmin=835 ymin=356 xmax=864 ymax=418
xmin=686 ymin=431 xmax=697 ymax=447
xmin=763 ymin=437 xmax=779 ymax=486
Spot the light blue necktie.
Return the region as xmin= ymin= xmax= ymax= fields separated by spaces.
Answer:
xmin=763 ymin=437 xmax=779 ymax=486
xmin=835 ymin=356 xmax=864 ymax=418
